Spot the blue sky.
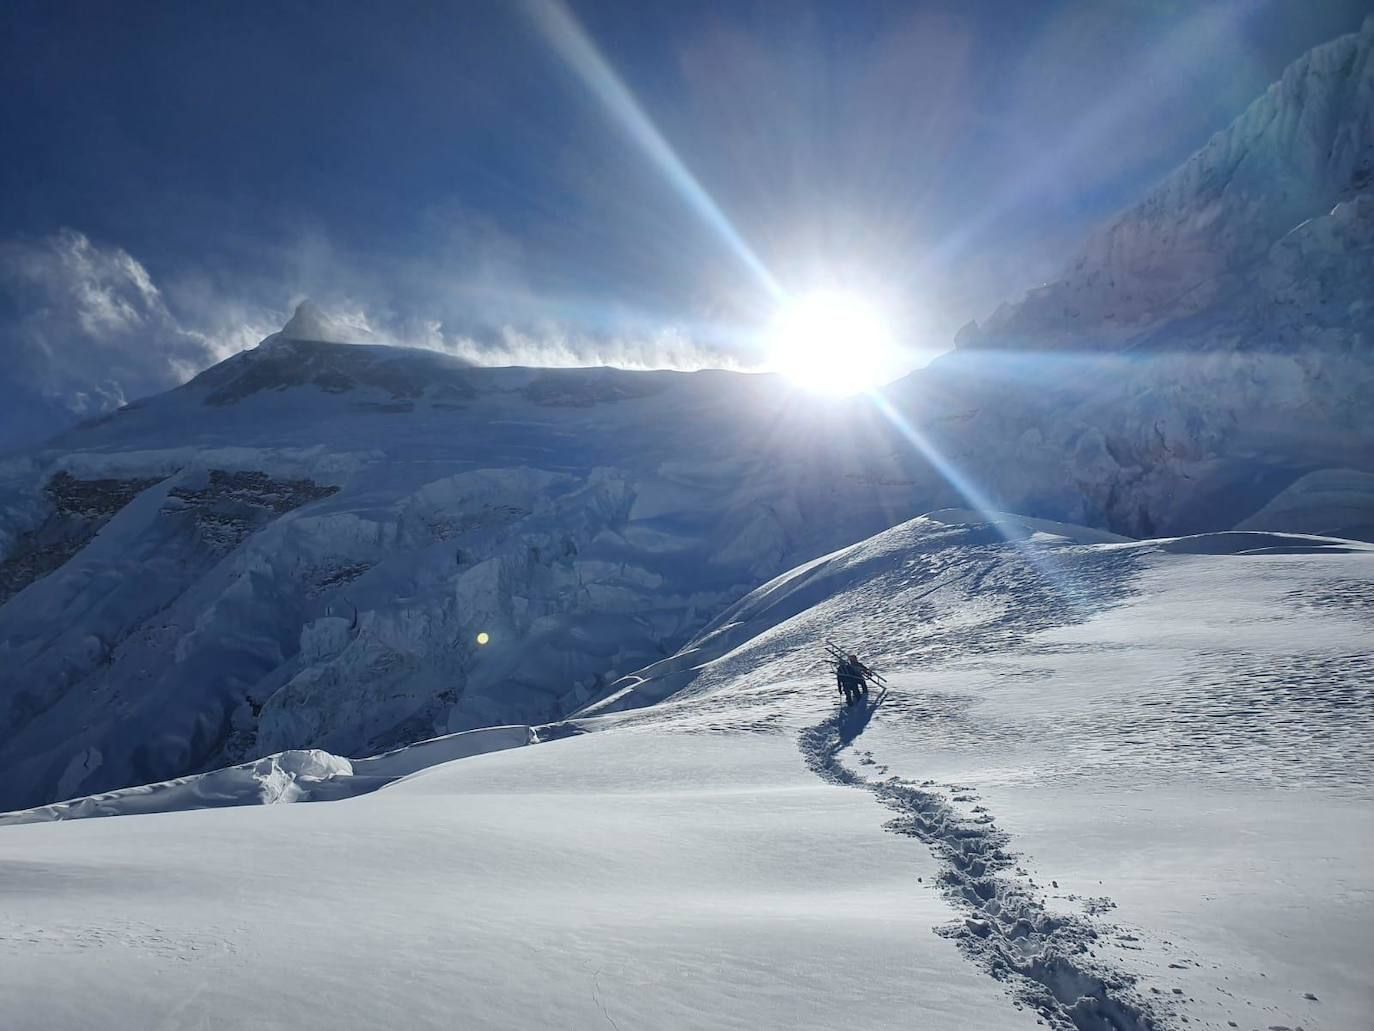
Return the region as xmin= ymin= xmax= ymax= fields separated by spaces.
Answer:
xmin=1 ymin=0 xmax=1371 ymax=447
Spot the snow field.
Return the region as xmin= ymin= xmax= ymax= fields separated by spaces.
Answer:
xmin=0 ymin=730 xmax=1036 ymax=1031
xmin=571 ymin=517 xmax=1374 ymax=1028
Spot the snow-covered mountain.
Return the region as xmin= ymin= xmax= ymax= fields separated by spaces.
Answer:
xmin=900 ymin=16 xmax=1374 ymax=538
xmin=971 ymin=17 xmax=1373 ymax=345
xmin=5 ymin=510 xmax=1370 ymax=1030
xmin=0 ymin=311 xmax=944 ymax=811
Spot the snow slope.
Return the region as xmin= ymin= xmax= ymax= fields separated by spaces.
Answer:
xmin=574 ymin=514 xmax=1374 ymax=1030
xmin=4 ymin=512 xmax=1370 ymax=1030
xmin=0 ymin=730 xmax=1041 ymax=1031
xmin=971 ymin=18 xmax=1373 ymax=343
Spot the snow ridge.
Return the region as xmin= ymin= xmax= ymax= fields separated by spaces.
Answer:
xmin=0 ymin=724 xmax=531 ymax=825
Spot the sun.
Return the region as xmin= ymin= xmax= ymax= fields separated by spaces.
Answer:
xmin=766 ymin=290 xmax=894 ymax=395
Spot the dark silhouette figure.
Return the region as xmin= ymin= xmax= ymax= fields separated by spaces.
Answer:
xmin=835 ymin=654 xmax=869 ymax=707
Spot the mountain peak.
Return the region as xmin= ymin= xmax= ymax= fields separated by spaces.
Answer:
xmin=279 ymin=300 xmax=352 ymax=344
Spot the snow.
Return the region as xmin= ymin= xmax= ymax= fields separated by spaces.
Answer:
xmin=859 ymin=538 xmax=1374 ymax=1030
xmin=3 ymin=24 xmax=1371 ymax=811
xmin=1235 ymin=467 xmax=1374 ymax=541
xmin=924 ymin=507 xmax=1135 ymax=545
xmin=0 ymin=327 xmax=931 ymax=811
xmin=4 ymin=513 xmax=1370 ymax=1029
xmin=967 ymin=16 xmax=1374 ymax=343
xmin=0 ymin=748 xmax=354 ymax=824
xmin=276 ymin=299 xmax=375 ymax=346
xmin=0 ymin=731 xmax=1037 ymax=1031
xmin=896 ymin=17 xmax=1374 ymax=539
xmin=0 ymin=725 xmax=530 ymax=826
xmin=0 ymin=22 xmax=1371 ymax=1029
xmin=575 ymin=514 xmax=1374 ymax=1028
xmin=351 ymin=723 xmax=530 ymax=779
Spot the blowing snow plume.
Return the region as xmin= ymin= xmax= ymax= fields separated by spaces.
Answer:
xmin=0 ymin=231 xmax=271 ymax=451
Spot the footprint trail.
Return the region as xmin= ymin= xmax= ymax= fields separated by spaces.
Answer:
xmin=799 ymin=699 xmax=1165 ymax=1031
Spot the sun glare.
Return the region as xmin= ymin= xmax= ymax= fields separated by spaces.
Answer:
xmin=766 ymin=290 xmax=894 ymax=395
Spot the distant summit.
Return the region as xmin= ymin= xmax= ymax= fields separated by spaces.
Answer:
xmin=278 ymin=300 xmax=360 ymax=345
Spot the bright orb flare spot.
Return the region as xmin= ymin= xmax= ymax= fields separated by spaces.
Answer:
xmin=767 ymin=290 xmax=893 ymax=395
xmin=476 ymin=632 xmax=490 ymax=646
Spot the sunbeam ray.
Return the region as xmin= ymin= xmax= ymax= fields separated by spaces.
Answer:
xmin=867 ymin=390 xmax=1086 ymax=611
xmin=521 ymin=0 xmax=784 ymax=301
xmin=926 ymin=0 xmax=1258 ymax=271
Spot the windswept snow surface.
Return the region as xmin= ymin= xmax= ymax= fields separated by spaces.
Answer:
xmin=4 ymin=514 xmax=1371 ymax=1030
xmin=1 ymin=730 xmax=1040 ymax=1031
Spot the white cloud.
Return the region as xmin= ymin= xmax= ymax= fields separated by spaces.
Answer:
xmin=0 ymin=225 xmax=764 ymax=450
xmin=4 ymin=230 xmax=168 ymax=339
xmin=0 ymin=230 xmax=270 ymax=447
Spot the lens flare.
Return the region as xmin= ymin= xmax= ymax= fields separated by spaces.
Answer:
xmin=866 ymin=391 xmax=1084 ymax=613
xmin=767 ymin=290 xmax=894 ymax=395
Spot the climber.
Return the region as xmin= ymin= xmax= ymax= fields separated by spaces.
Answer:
xmin=835 ymin=653 xmax=869 ymax=707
